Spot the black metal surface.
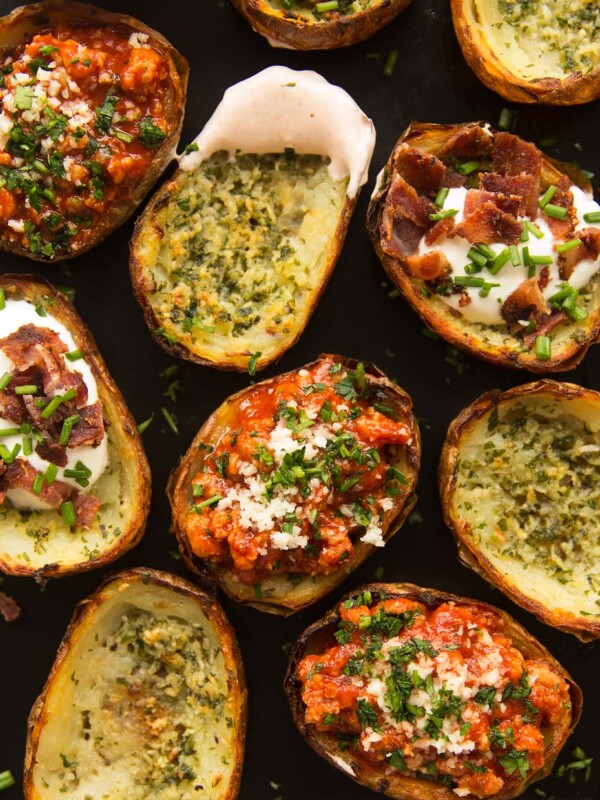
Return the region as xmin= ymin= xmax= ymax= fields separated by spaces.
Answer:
xmin=1 ymin=1 xmax=599 ymax=797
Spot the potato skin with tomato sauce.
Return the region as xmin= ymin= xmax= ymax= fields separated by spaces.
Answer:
xmin=285 ymin=583 xmax=582 ymax=800
xmin=168 ymin=355 xmax=420 ymax=615
xmin=0 ymin=0 xmax=188 ymax=261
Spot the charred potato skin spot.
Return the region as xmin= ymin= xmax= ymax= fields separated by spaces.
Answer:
xmin=367 ymin=121 xmax=600 ymax=373
xmin=229 ymin=0 xmax=413 ymax=51
xmin=285 ymin=582 xmax=583 ymax=800
xmin=0 ymin=0 xmax=189 ymax=262
xmin=450 ymin=0 xmax=600 ymax=106
xmin=440 ymin=379 xmax=600 ymax=641
xmin=130 ymin=156 xmax=358 ymax=374
xmin=0 ymin=274 xmax=151 ymax=579
xmin=168 ymin=354 xmax=421 ymax=615
xmin=23 ymin=567 xmax=247 ymax=800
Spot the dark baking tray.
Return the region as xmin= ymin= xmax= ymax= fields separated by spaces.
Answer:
xmin=1 ymin=1 xmax=599 ymax=798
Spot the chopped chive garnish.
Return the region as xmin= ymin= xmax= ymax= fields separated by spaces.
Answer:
xmin=464 ymin=262 xmax=482 ymax=275
xmin=23 ymin=436 xmax=32 ymax=456
xmin=539 ymin=137 xmax=558 ymax=148
xmin=56 ymin=285 xmax=75 ymax=302
xmin=544 ymin=203 xmax=568 ymax=220
xmin=194 ymin=494 xmax=223 ymax=511
xmin=467 ymin=247 xmax=488 ymax=268
xmin=569 ymin=306 xmax=588 ymax=322
xmin=535 ymin=335 xmax=551 ymax=361
xmin=520 ymin=226 xmax=529 ymax=242
xmin=373 ymin=402 xmax=395 ymax=417
xmin=192 ymin=317 xmax=216 ymax=334
xmin=434 ymin=187 xmax=449 ymax=208
xmin=522 ymin=246 xmax=531 ymax=267
xmin=457 ymin=160 xmax=480 ymax=176
xmin=539 ymin=185 xmax=557 ymax=208
xmin=0 ymin=771 xmax=15 ymax=791
xmin=382 ymin=49 xmax=399 ymax=78
xmin=44 ymin=463 xmax=58 ymax=484
xmin=509 ymin=245 xmax=520 ymax=266
xmin=63 ymin=460 xmax=92 ymax=487
xmin=14 ymin=384 xmax=37 ymax=395
xmin=582 ymin=169 xmax=595 ymax=181
xmin=556 ymin=238 xmax=582 ymax=253
xmin=192 ymin=483 xmax=204 ymax=497
xmin=137 ymin=413 xmax=154 ymax=434
xmin=530 ymin=255 xmax=553 ymax=265
xmin=549 ymin=284 xmax=573 ymax=305
xmin=498 ymin=108 xmax=517 ymax=131
xmin=488 ymin=249 xmax=510 ymax=275
xmin=0 ymin=372 xmax=10 ymax=390
xmin=41 ymin=388 xmax=77 ymax=419
xmin=583 ymin=211 xmax=600 ymax=224
xmin=248 ymin=352 xmax=261 ymax=377
xmin=562 ymin=288 xmax=580 ymax=315
xmin=0 ymin=288 xmax=5 ymax=311
xmin=454 ymin=276 xmax=485 ymax=288
xmin=32 ymin=474 xmax=44 ymax=494
xmin=161 ymin=406 xmax=178 ymax=435
xmin=59 ymin=414 xmax=80 ymax=446
xmin=479 ymin=282 xmax=500 ymax=298
xmin=65 ymin=349 xmax=83 ymax=362
xmin=60 ymin=501 xmax=76 ymax=526
xmin=477 ymin=243 xmax=496 ymax=260
xmin=525 ymin=220 xmax=544 ymax=239
xmin=428 ymin=208 xmax=458 ymax=221
xmin=0 ymin=427 xmax=20 ymax=437
xmin=113 ymin=129 xmax=134 ymax=143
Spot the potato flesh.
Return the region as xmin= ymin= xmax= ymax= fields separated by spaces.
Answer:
xmin=266 ymin=0 xmax=378 ymax=18
xmin=479 ymin=0 xmax=600 ymax=80
xmin=32 ymin=582 xmax=236 ymax=800
xmin=454 ymin=395 xmax=600 ymax=618
xmin=146 ymin=152 xmax=347 ymax=364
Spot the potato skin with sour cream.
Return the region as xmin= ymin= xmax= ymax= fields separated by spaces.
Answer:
xmin=367 ymin=121 xmax=600 ymax=372
xmin=285 ymin=583 xmax=582 ymax=800
xmin=440 ymin=380 xmax=600 ymax=641
xmin=24 ymin=568 xmax=247 ymax=800
xmin=0 ymin=274 xmax=150 ymax=579
xmin=168 ymin=355 xmax=420 ymax=615
xmin=0 ymin=0 xmax=188 ymax=261
xmin=229 ymin=0 xmax=413 ymax=51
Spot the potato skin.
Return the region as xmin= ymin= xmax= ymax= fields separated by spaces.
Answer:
xmin=0 ymin=0 xmax=189 ymax=262
xmin=285 ymin=582 xmax=583 ymax=800
xmin=367 ymin=121 xmax=600 ymax=373
xmin=130 ymin=165 xmax=357 ymax=373
xmin=23 ymin=567 xmax=247 ymax=800
xmin=229 ymin=0 xmax=412 ymax=50
xmin=451 ymin=0 xmax=600 ymax=105
xmin=168 ymin=354 xmax=421 ymax=615
xmin=0 ymin=274 xmax=151 ymax=579
xmin=440 ymin=379 xmax=600 ymax=641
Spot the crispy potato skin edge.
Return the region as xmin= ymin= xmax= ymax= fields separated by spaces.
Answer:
xmin=129 ymin=172 xmax=358 ymax=373
xmin=167 ymin=354 xmax=421 ymax=615
xmin=450 ymin=0 xmax=600 ymax=105
xmin=284 ymin=582 xmax=583 ymax=800
xmin=439 ymin=379 xmax=600 ymax=641
xmin=229 ymin=0 xmax=412 ymax=50
xmin=23 ymin=567 xmax=248 ymax=800
xmin=0 ymin=0 xmax=189 ymax=262
xmin=0 ymin=274 xmax=151 ymax=579
xmin=366 ymin=121 xmax=600 ymax=372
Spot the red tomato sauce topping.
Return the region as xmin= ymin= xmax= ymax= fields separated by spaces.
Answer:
xmin=297 ymin=593 xmax=572 ymax=798
xmin=0 ymin=24 xmax=175 ymax=257
xmin=184 ymin=358 xmax=412 ymax=585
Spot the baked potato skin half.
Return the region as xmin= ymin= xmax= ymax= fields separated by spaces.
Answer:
xmin=24 ymin=568 xmax=247 ymax=800
xmin=285 ymin=582 xmax=582 ymax=800
xmin=0 ymin=0 xmax=189 ymax=262
xmin=451 ymin=0 xmax=600 ymax=105
xmin=0 ymin=274 xmax=151 ymax=579
xmin=130 ymin=169 xmax=356 ymax=374
xmin=229 ymin=0 xmax=412 ymax=50
xmin=367 ymin=121 xmax=600 ymax=373
xmin=169 ymin=354 xmax=420 ymax=615
xmin=440 ymin=380 xmax=600 ymax=641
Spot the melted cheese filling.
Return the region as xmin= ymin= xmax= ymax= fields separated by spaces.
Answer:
xmin=418 ymin=185 xmax=600 ymax=324
xmin=0 ymin=299 xmax=108 ymax=510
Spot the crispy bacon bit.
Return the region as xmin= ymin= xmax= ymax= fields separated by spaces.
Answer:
xmin=425 ymin=217 xmax=455 ymax=245
xmin=35 ymin=440 xmax=68 ymax=467
xmin=438 ymin=126 xmax=493 ymax=159
xmin=480 ymin=172 xmax=536 ymax=217
xmin=381 ymin=175 xmax=435 ymax=258
xmin=501 ymin=278 xmax=550 ymax=323
xmin=558 ymin=227 xmax=600 ymax=280
xmin=0 ymin=392 xmax=24 ymax=424
xmin=544 ymin=177 xmax=575 ymax=239
xmin=538 ymin=266 xmax=550 ymax=291
xmin=493 ymin=132 xmax=542 ymax=183
xmin=391 ymin=145 xmax=446 ymax=194
xmin=404 ymin=250 xmax=451 ymax=281
xmin=72 ymin=492 xmax=101 ymax=529
xmin=464 ymin=189 xmax=522 ymax=218
xmin=454 ymin=201 xmax=523 ymax=245
xmin=523 ymin=312 xmax=568 ymax=348
xmin=68 ymin=402 xmax=105 ymax=448
xmin=0 ymin=590 xmax=21 ymax=622
xmin=441 ymin=170 xmax=467 ymax=188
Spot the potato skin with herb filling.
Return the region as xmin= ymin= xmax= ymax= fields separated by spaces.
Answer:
xmin=229 ymin=0 xmax=412 ymax=51
xmin=24 ymin=568 xmax=247 ymax=800
xmin=0 ymin=274 xmax=150 ymax=579
xmin=0 ymin=0 xmax=188 ymax=262
xmin=451 ymin=0 xmax=600 ymax=105
xmin=168 ymin=355 xmax=420 ymax=615
xmin=367 ymin=121 xmax=600 ymax=373
xmin=440 ymin=380 xmax=600 ymax=641
xmin=285 ymin=582 xmax=582 ymax=800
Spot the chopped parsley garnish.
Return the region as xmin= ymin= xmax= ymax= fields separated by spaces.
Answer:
xmin=138 ymin=116 xmax=166 ymax=147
